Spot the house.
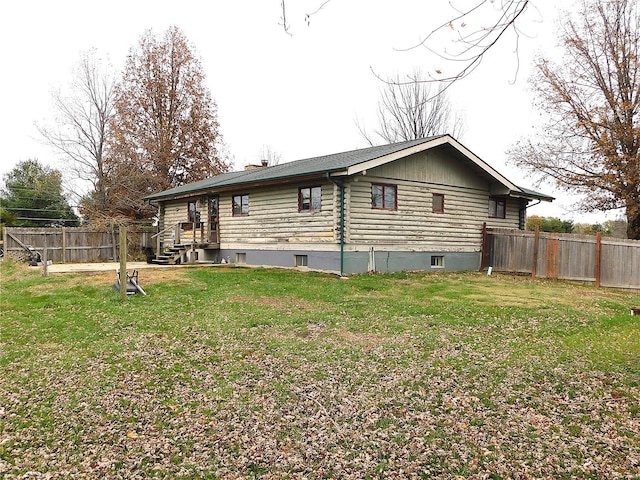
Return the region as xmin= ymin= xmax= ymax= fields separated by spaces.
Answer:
xmin=143 ymin=135 xmax=553 ymax=275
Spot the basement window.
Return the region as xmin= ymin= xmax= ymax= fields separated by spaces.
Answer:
xmin=236 ymin=253 xmax=246 ymax=264
xmin=431 ymin=255 xmax=444 ymax=268
xmin=294 ymin=255 xmax=308 ymax=267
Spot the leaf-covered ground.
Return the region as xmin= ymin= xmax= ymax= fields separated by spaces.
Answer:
xmin=1 ymin=262 xmax=639 ymax=478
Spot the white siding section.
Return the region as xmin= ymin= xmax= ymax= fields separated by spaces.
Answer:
xmin=219 ymin=182 xmax=336 ymax=246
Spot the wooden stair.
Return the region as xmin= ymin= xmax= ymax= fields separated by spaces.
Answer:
xmin=152 ymin=244 xmax=189 ymax=265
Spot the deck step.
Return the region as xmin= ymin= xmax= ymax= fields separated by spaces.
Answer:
xmin=151 ymin=245 xmax=188 ymax=265
xmin=151 ymin=243 xmax=217 ymax=266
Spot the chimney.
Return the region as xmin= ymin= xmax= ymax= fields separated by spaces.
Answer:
xmin=244 ymin=160 xmax=269 ymax=171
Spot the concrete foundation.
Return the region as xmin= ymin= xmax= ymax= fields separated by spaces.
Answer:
xmin=214 ymin=248 xmax=480 ymax=275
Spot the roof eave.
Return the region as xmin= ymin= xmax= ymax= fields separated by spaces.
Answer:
xmin=145 ymin=171 xmax=335 ymax=202
xmin=509 ymin=191 xmax=555 ymax=202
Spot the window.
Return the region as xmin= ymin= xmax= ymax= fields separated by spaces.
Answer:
xmin=371 ymin=183 xmax=397 ymax=210
xmin=236 ymin=253 xmax=246 ymax=264
xmin=432 ymin=193 xmax=444 ymax=214
xmin=187 ymin=201 xmax=200 ymax=223
xmin=294 ymin=255 xmax=308 ymax=267
xmin=488 ymin=197 xmax=506 ymax=219
xmin=232 ymin=194 xmax=249 ymax=216
xmin=431 ymin=255 xmax=444 ymax=268
xmin=299 ymin=186 xmax=322 ymax=212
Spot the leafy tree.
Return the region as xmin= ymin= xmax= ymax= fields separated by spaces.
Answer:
xmin=602 ymin=219 xmax=629 ymax=238
xmin=37 ymin=50 xmax=116 ymax=222
xmin=107 ymin=26 xmax=229 ymax=220
xmin=526 ymin=215 xmax=573 ymax=233
xmin=0 ymin=207 xmax=17 ymax=226
xmin=357 ymin=69 xmax=465 ymax=146
xmin=0 ymin=160 xmax=79 ymax=227
xmin=525 ymin=215 xmax=544 ymax=232
xmin=508 ymin=0 xmax=640 ymax=239
xmin=574 ymin=218 xmax=629 ymax=237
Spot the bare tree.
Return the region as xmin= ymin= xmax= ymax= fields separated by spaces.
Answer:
xmin=400 ymin=0 xmax=533 ymax=86
xmin=508 ymin=0 xmax=640 ymax=239
xmin=108 ymin=26 xmax=229 ymax=220
xmin=257 ymin=145 xmax=282 ymax=166
xmin=281 ymin=1 xmax=534 ymax=89
xmin=37 ymin=50 xmax=115 ymax=218
xmin=280 ymin=0 xmax=331 ymax=33
xmin=357 ymin=69 xmax=465 ymax=146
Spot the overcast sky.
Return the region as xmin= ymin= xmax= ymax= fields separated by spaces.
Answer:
xmin=0 ymin=0 xmax=620 ymax=223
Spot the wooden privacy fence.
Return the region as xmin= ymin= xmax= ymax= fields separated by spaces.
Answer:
xmin=482 ymin=227 xmax=640 ymax=290
xmin=2 ymin=226 xmax=154 ymax=263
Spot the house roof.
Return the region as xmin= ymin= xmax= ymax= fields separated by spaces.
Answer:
xmin=144 ymin=135 xmax=553 ymax=202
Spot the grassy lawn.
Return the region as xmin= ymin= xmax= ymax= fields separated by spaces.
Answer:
xmin=0 ymin=260 xmax=639 ymax=479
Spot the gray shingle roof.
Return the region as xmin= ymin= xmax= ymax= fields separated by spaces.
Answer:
xmin=144 ymin=135 xmax=553 ymax=202
xmin=144 ymin=136 xmax=444 ymax=201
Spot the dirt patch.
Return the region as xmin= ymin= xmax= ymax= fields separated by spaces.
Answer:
xmin=64 ymin=268 xmax=186 ymax=288
xmin=229 ymin=295 xmax=319 ymax=314
xmin=335 ymin=329 xmax=410 ymax=348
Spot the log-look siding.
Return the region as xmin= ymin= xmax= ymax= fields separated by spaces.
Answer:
xmin=160 ymin=200 xmax=191 ymax=246
xmin=348 ymin=178 xmax=501 ymax=250
xmin=219 ymin=183 xmax=336 ymax=246
xmin=346 ymin=148 xmax=522 ymax=251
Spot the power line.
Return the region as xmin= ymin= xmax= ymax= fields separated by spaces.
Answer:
xmin=5 ymin=207 xmax=79 ymax=213
xmin=16 ymin=217 xmax=80 ymax=223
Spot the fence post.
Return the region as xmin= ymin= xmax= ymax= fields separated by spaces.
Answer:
xmin=61 ymin=227 xmax=66 ymax=263
xmin=43 ymin=235 xmax=49 ymax=277
xmin=111 ymin=222 xmax=117 ymax=261
xmin=532 ymin=226 xmax=540 ymax=279
xmin=119 ymin=225 xmax=127 ymax=300
xmin=595 ymin=231 xmax=602 ymax=288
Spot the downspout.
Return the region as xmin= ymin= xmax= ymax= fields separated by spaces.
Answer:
xmin=327 ymin=173 xmax=345 ymax=276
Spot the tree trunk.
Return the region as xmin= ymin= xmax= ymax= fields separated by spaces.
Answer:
xmin=627 ymin=207 xmax=640 ymax=240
